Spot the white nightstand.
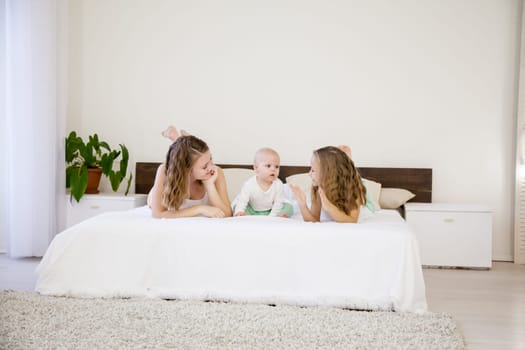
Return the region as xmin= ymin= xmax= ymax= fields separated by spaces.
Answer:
xmin=65 ymin=193 xmax=147 ymax=228
xmin=405 ymin=203 xmax=492 ymax=268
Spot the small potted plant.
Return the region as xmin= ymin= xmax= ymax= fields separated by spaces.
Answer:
xmin=66 ymin=131 xmax=132 ymax=202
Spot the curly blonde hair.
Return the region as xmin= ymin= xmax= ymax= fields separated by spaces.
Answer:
xmin=162 ymin=135 xmax=209 ymax=210
xmin=312 ymin=146 xmax=366 ymax=215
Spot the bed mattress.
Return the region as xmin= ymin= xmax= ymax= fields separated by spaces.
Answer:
xmin=36 ymin=207 xmax=427 ymax=313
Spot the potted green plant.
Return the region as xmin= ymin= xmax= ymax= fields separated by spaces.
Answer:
xmin=66 ymin=131 xmax=132 ymax=202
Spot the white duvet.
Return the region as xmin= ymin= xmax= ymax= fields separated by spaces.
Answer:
xmin=36 ymin=207 xmax=427 ymax=313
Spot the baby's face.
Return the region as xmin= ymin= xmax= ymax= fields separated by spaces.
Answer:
xmin=254 ymin=152 xmax=280 ymax=184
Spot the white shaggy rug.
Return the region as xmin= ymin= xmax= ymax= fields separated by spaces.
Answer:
xmin=0 ymin=291 xmax=465 ymax=349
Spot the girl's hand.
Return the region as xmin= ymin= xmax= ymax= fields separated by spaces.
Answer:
xmin=200 ymin=205 xmax=226 ymax=218
xmin=289 ymin=184 xmax=306 ymax=205
xmin=203 ymin=165 xmax=219 ymax=187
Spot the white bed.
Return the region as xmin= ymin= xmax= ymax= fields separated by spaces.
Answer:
xmin=37 ymin=164 xmax=432 ymax=313
xmin=36 ymin=205 xmax=427 ymax=313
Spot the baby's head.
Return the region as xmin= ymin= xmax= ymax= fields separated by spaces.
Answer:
xmin=253 ymin=148 xmax=280 ymax=184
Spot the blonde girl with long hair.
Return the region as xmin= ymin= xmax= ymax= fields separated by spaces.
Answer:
xmin=148 ymin=127 xmax=232 ymax=218
xmin=289 ymin=146 xmax=366 ymax=223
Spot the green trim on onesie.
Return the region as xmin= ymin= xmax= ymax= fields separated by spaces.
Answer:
xmin=245 ymin=203 xmax=294 ymax=217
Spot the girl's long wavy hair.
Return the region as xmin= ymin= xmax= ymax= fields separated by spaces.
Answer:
xmin=312 ymin=146 xmax=366 ymax=215
xmin=162 ymin=135 xmax=209 ymax=210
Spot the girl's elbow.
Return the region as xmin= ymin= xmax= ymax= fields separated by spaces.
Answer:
xmin=336 ymin=216 xmax=358 ymax=223
xmin=151 ymin=209 xmax=164 ymax=219
xmin=343 ymin=219 xmax=358 ymax=224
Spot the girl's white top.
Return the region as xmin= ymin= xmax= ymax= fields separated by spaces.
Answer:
xmin=179 ymin=193 xmax=209 ymax=210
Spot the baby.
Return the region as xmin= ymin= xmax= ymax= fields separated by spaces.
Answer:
xmin=234 ymin=148 xmax=293 ymax=217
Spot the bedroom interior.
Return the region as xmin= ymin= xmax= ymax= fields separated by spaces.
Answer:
xmin=1 ymin=0 xmax=525 ymax=349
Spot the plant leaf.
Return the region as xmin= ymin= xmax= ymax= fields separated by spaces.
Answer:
xmin=124 ymin=173 xmax=132 ymax=195
xmin=70 ymin=165 xmax=88 ymax=202
xmin=99 ymin=141 xmax=111 ymax=152
xmin=100 ymin=154 xmax=112 ymax=174
xmin=65 ymin=132 xmax=84 ymax=163
xmin=108 ymin=171 xmax=123 ymax=191
xmin=65 ymin=165 xmax=78 ymax=188
xmin=119 ymin=144 xmax=129 ymax=177
xmin=83 ymin=143 xmax=98 ymax=167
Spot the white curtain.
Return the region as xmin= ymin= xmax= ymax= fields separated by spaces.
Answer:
xmin=514 ymin=3 xmax=525 ymax=264
xmin=0 ymin=0 xmax=7 ymax=253
xmin=4 ymin=0 xmax=64 ymax=257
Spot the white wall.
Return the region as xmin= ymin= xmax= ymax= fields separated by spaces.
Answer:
xmin=67 ymin=0 xmax=521 ymax=261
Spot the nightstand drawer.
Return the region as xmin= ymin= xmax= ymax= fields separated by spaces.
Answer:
xmin=66 ymin=193 xmax=147 ymax=228
xmin=405 ymin=203 xmax=492 ymax=268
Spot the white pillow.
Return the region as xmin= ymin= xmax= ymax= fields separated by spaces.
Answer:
xmin=362 ymin=178 xmax=381 ymax=211
xmin=222 ymin=168 xmax=255 ymax=201
xmin=282 ymin=184 xmax=307 ymax=220
xmin=285 ymin=173 xmax=312 ymax=201
xmin=379 ymin=188 xmax=416 ymax=209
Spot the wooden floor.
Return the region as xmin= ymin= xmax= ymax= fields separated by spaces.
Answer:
xmin=424 ymin=262 xmax=525 ymax=350
xmin=0 ymin=255 xmax=524 ymax=349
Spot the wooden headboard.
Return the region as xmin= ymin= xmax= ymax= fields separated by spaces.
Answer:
xmin=135 ymin=162 xmax=432 ymax=203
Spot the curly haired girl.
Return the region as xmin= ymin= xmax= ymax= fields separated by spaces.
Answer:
xmin=148 ymin=127 xmax=232 ymax=218
xmin=289 ymin=146 xmax=366 ymax=223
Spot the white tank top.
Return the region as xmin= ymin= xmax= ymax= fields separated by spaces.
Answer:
xmin=179 ymin=193 xmax=209 ymax=210
xmin=179 ymin=192 xmax=208 ymax=210
xmin=320 ymin=208 xmax=332 ymax=222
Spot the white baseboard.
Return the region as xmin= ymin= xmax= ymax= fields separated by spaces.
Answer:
xmin=492 ymin=254 xmax=513 ymax=262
